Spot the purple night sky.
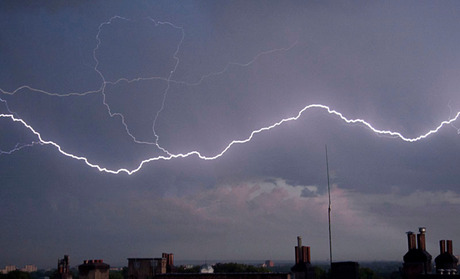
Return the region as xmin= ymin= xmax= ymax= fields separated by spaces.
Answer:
xmin=1 ymin=0 xmax=460 ymax=268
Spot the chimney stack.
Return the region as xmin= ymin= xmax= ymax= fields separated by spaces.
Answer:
xmin=295 ymin=236 xmax=302 ymax=264
xmin=440 ymin=240 xmax=446 ymax=254
xmin=291 ymin=236 xmax=314 ymax=278
xmin=407 ymin=232 xmax=416 ymax=250
xmin=447 ymin=240 xmax=453 ymax=255
xmin=294 ymin=236 xmax=310 ymax=264
xmin=417 ymin=227 xmax=426 ymax=251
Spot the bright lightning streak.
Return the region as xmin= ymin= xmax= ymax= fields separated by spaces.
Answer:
xmin=448 ymin=101 xmax=460 ymax=134
xmin=1 ymin=105 xmax=459 ymax=175
xmin=0 ymin=97 xmax=43 ymax=154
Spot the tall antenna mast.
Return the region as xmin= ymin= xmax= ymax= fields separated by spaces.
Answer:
xmin=325 ymin=145 xmax=332 ymax=267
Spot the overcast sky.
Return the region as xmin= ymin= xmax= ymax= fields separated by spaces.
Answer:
xmin=2 ymin=0 xmax=460 ymax=269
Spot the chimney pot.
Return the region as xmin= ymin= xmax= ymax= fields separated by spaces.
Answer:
xmin=417 ymin=231 xmax=426 ymax=251
xmin=447 ymin=240 xmax=453 ymax=255
xmin=440 ymin=240 xmax=446 ymax=254
xmin=407 ymin=232 xmax=416 ymax=250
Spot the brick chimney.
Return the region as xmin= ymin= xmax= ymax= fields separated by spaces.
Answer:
xmin=407 ymin=232 xmax=416 ymax=250
xmin=447 ymin=240 xmax=453 ymax=255
xmin=291 ymin=236 xmax=314 ymax=279
xmin=295 ymin=236 xmax=311 ymax=264
xmin=295 ymin=236 xmax=302 ymax=264
xmin=440 ymin=240 xmax=446 ymax=254
xmin=417 ymin=227 xmax=426 ymax=251
xmin=435 ymin=240 xmax=458 ymax=274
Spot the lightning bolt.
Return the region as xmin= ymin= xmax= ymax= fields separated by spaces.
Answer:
xmin=1 ymin=16 xmax=460 ymax=175
xmin=1 ymin=106 xmax=459 ymax=175
xmin=95 ymin=16 xmax=169 ymax=149
xmin=0 ymin=97 xmax=43 ymax=154
xmin=448 ymin=101 xmax=460 ymax=134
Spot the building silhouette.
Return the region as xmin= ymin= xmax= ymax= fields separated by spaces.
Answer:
xmin=0 ymin=265 xmax=17 ymax=274
xmin=20 ymin=265 xmax=38 ymax=273
xmin=127 ymin=245 xmax=294 ymax=279
xmin=402 ymin=228 xmax=432 ymax=279
xmin=48 ymin=230 xmax=460 ymax=279
xmin=58 ymin=255 xmax=72 ymax=279
xmin=435 ymin=240 xmax=458 ymax=275
xmin=264 ymin=261 xmax=275 ymax=268
xmin=78 ymin=259 xmax=110 ymax=279
xmin=331 ymin=262 xmax=359 ymax=279
xmin=128 ymin=254 xmax=175 ymax=279
xmin=128 ymin=258 xmax=154 ymax=279
xmin=401 ymin=227 xmax=460 ymax=279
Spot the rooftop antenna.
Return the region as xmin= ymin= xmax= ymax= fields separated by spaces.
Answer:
xmin=325 ymin=145 xmax=332 ymax=267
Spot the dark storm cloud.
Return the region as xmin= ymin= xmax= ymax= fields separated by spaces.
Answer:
xmin=1 ymin=0 xmax=460 ymax=268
